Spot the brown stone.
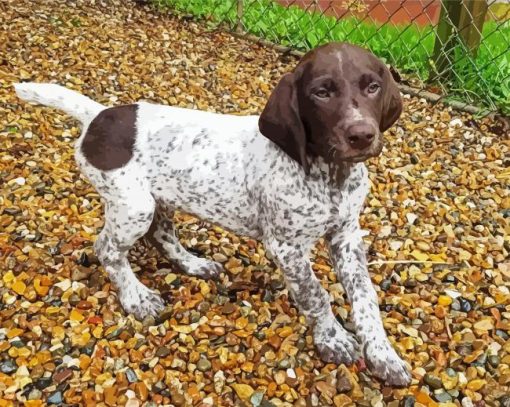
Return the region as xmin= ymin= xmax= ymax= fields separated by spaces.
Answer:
xmin=53 ymin=368 xmax=73 ymax=384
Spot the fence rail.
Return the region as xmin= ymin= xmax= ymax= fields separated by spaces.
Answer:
xmin=156 ymin=0 xmax=510 ymax=115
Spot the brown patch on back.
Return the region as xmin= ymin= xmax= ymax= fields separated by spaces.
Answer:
xmin=81 ymin=104 xmax=138 ymax=171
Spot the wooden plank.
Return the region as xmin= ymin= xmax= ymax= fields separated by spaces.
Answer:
xmin=431 ymin=0 xmax=463 ymax=81
xmin=236 ymin=0 xmax=244 ymax=33
xmin=458 ymin=0 xmax=488 ymax=57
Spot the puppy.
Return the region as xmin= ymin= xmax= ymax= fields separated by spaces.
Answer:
xmin=15 ymin=42 xmax=410 ymax=385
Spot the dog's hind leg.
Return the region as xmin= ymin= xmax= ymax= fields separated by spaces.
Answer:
xmin=92 ymin=172 xmax=165 ymax=320
xmin=145 ymin=209 xmax=223 ymax=279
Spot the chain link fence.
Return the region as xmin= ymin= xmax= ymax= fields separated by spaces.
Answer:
xmin=155 ymin=0 xmax=510 ymax=116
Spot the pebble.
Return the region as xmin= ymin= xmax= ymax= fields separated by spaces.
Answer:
xmin=221 ymin=302 xmax=236 ymax=314
xmin=451 ymin=299 xmax=461 ymax=311
xmin=28 ymin=389 xmax=42 ymax=400
xmin=380 ymin=279 xmax=391 ymax=291
xmin=434 ymin=391 xmax=452 ymax=402
xmin=197 ymin=358 xmax=212 ymax=372
xmin=231 ymin=383 xmax=254 ymax=400
xmin=278 ymin=359 xmax=290 ymax=369
xmin=466 ymin=379 xmax=486 ymax=391
xmin=0 ymin=359 xmax=17 ymax=374
xmin=316 ymin=381 xmax=336 ymax=399
xmin=462 ymin=397 xmax=474 ymax=407
xmin=250 ymin=391 xmax=265 ymax=406
xmin=71 ymin=266 xmax=92 ymax=281
xmin=438 ymin=295 xmax=453 ymax=306
xmin=155 ymin=347 xmax=171 ymax=357
xmin=401 ymin=396 xmax=416 ymax=407
xmin=35 ymin=377 xmax=52 ymax=390
xmin=126 ymin=368 xmax=138 ymax=383
xmin=458 ymin=297 xmax=472 ymax=312
xmin=336 ymin=374 xmax=352 ymax=393
xmin=53 ymin=367 xmax=73 ymax=384
xmin=47 ymin=391 xmax=63 ymax=405
xmin=274 ymin=370 xmax=286 ymax=385
xmin=424 ymin=373 xmax=442 ymax=389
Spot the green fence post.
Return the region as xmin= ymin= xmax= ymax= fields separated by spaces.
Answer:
xmin=432 ymin=0 xmax=463 ymax=81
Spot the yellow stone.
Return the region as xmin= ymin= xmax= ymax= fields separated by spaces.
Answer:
xmin=438 ymin=295 xmax=453 ymax=306
xmin=95 ymin=372 xmax=112 ymax=385
xmin=173 ymin=325 xmax=193 ymax=334
xmin=410 ymin=249 xmax=429 ymax=261
xmin=17 ymin=347 xmax=31 ymax=358
xmin=440 ymin=371 xmax=458 ymax=390
xmin=164 ymin=273 xmax=178 ymax=285
xmin=92 ymin=326 xmax=103 ymax=339
xmin=70 ymin=309 xmax=85 ymax=322
xmin=72 ymin=332 xmax=91 ymax=347
xmin=241 ymin=361 xmax=254 ymax=373
xmin=278 ymin=326 xmax=293 ymax=338
xmin=467 ymin=379 xmax=486 ymax=391
xmin=25 ymin=401 xmax=43 ymax=407
xmin=199 ymin=281 xmax=210 ymax=296
xmin=235 ymin=317 xmax=248 ymax=329
xmin=3 ymin=271 xmax=15 ymax=284
xmin=333 ymin=394 xmax=354 ymax=407
xmin=12 ymin=280 xmax=26 ymax=295
xmin=231 ymin=384 xmax=254 ymax=401
xmin=474 ymin=319 xmax=494 ymax=331
xmin=37 ymin=351 xmax=52 ymax=364
xmin=52 ymin=326 xmax=65 ymax=340
xmin=19 ymin=377 xmax=32 ymax=388
xmin=46 ymin=307 xmax=60 ymax=315
xmin=7 ymin=328 xmax=24 ymax=339
xmin=79 ymin=355 xmax=91 ymax=370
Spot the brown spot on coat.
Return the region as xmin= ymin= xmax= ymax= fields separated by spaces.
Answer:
xmin=81 ymin=104 xmax=138 ymax=171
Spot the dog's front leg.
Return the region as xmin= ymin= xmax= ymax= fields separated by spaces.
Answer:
xmin=265 ymin=239 xmax=359 ymax=365
xmin=329 ymin=229 xmax=411 ymax=386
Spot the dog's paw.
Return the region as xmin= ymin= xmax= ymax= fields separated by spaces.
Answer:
xmin=119 ymin=283 xmax=165 ymax=320
xmin=314 ymin=319 xmax=360 ymax=365
xmin=364 ymin=340 xmax=411 ymax=386
xmin=182 ymin=258 xmax=223 ymax=280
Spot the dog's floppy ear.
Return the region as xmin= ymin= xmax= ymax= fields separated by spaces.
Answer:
xmin=379 ymin=68 xmax=403 ymax=133
xmin=259 ymin=72 xmax=309 ymax=175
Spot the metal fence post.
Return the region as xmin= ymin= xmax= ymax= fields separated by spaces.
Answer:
xmin=236 ymin=0 xmax=244 ymax=33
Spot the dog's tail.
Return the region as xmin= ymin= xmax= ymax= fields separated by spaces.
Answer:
xmin=13 ymin=82 xmax=104 ymax=124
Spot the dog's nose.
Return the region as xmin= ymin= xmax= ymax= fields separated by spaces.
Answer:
xmin=347 ymin=124 xmax=376 ymax=150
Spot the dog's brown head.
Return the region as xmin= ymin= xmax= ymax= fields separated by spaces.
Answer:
xmin=259 ymin=42 xmax=402 ymax=174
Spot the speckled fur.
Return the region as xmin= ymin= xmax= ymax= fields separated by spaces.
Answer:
xmin=14 ymin=72 xmax=411 ymax=386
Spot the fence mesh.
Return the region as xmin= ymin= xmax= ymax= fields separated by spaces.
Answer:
xmin=155 ymin=0 xmax=510 ymax=115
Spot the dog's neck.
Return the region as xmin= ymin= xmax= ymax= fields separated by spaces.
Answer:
xmin=308 ymin=155 xmax=355 ymax=188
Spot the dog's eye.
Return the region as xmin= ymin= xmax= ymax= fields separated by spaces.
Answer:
xmin=314 ymin=88 xmax=330 ymax=99
xmin=367 ymin=82 xmax=381 ymax=94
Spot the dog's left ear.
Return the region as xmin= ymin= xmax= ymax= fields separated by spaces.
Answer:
xmin=379 ymin=67 xmax=403 ymax=133
xmin=259 ymin=72 xmax=309 ymax=175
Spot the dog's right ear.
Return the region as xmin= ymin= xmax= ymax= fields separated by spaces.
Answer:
xmin=259 ymin=73 xmax=309 ymax=175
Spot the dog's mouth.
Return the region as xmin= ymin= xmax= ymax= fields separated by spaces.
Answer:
xmin=332 ymin=140 xmax=383 ymax=163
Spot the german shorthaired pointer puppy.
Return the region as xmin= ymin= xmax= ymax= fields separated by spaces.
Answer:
xmin=15 ymin=42 xmax=410 ymax=385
